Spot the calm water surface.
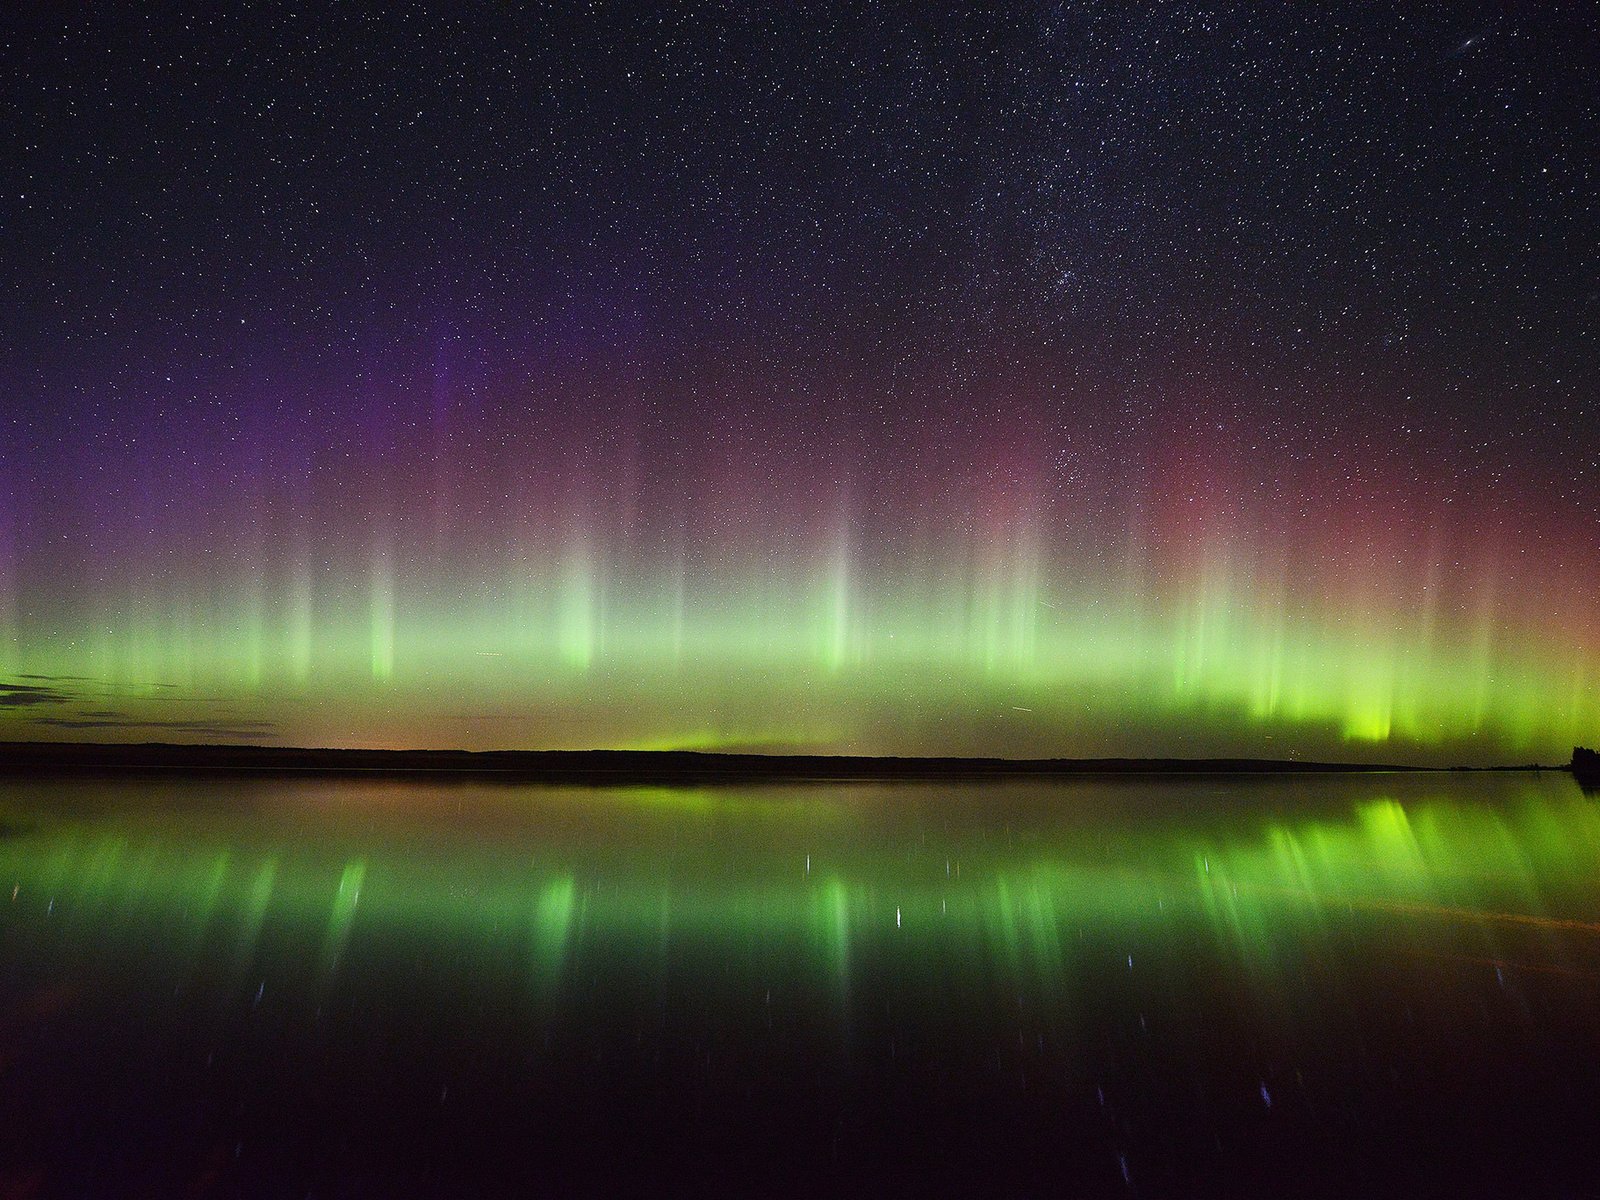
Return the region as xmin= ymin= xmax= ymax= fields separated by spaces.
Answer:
xmin=2 ymin=772 xmax=1599 ymax=1197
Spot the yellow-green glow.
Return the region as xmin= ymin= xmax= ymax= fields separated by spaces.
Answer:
xmin=3 ymin=562 xmax=1596 ymax=762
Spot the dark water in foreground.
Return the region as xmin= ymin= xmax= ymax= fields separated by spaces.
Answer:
xmin=3 ymin=773 xmax=1600 ymax=1197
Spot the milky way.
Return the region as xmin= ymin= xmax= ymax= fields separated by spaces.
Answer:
xmin=2 ymin=5 xmax=1596 ymax=760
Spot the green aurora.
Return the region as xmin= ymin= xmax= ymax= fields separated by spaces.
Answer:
xmin=4 ymin=562 xmax=1597 ymax=763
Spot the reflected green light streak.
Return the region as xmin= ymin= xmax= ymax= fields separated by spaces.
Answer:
xmin=529 ymin=875 xmax=576 ymax=991
xmin=236 ymin=858 xmax=277 ymax=973
xmin=811 ymin=877 xmax=852 ymax=1004
xmin=322 ymin=859 xmax=366 ymax=975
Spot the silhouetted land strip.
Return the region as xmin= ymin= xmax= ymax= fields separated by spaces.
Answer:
xmin=0 ymin=741 xmax=1564 ymax=784
xmin=1574 ymin=747 xmax=1600 ymax=785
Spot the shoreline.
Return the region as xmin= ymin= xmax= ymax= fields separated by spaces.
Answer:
xmin=0 ymin=741 xmax=1563 ymax=785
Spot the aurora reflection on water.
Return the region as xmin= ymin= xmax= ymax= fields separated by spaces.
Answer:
xmin=4 ymin=773 xmax=1600 ymax=1194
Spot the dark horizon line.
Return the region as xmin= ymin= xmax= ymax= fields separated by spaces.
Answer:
xmin=0 ymin=740 xmax=1571 ymax=784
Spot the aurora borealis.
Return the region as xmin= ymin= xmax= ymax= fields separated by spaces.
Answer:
xmin=4 ymin=5 xmax=1598 ymax=761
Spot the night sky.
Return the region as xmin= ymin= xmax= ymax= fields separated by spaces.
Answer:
xmin=2 ymin=4 xmax=1597 ymax=761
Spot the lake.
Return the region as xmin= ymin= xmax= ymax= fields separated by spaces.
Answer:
xmin=2 ymin=771 xmax=1599 ymax=1196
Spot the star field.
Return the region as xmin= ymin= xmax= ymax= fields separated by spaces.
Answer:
xmin=2 ymin=3 xmax=1597 ymax=760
